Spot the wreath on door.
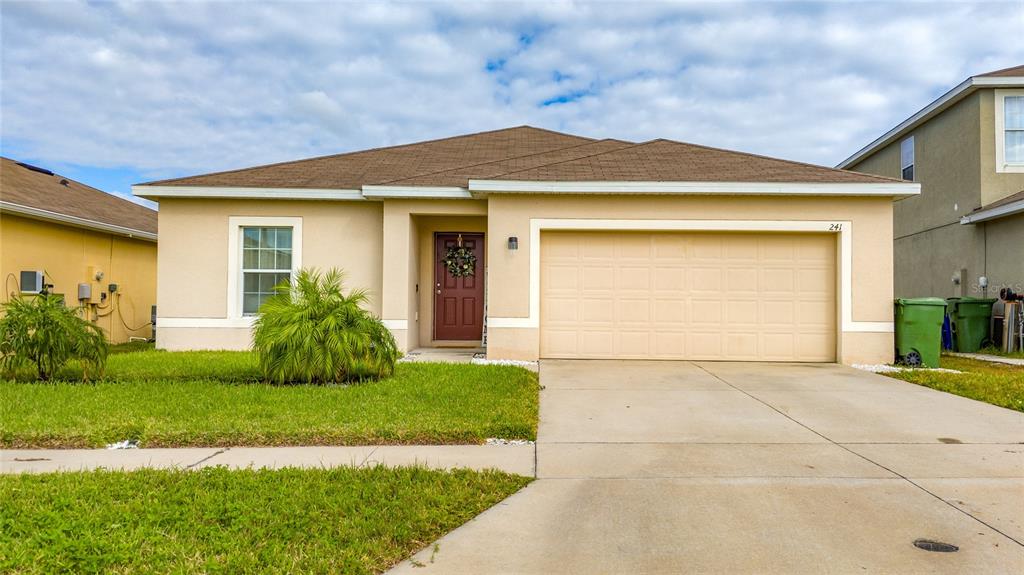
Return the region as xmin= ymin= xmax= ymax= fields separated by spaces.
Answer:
xmin=443 ymin=245 xmax=477 ymax=278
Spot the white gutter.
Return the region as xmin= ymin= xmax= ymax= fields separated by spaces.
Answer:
xmin=469 ymin=180 xmax=920 ymax=197
xmin=837 ymin=76 xmax=1024 ymax=169
xmin=960 ymin=198 xmax=1024 ymax=224
xmin=360 ymin=185 xmax=474 ymax=199
xmin=0 ymin=201 xmax=157 ymax=241
xmin=132 ymin=185 xmax=365 ymax=201
xmin=133 ymin=180 xmax=921 ymax=201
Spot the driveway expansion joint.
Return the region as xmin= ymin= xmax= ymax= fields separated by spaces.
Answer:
xmin=694 ymin=363 xmax=1024 ymax=549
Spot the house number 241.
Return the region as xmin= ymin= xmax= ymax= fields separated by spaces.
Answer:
xmin=829 ymin=223 xmax=843 ymax=231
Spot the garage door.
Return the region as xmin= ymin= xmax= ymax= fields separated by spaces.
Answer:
xmin=540 ymin=231 xmax=836 ymax=361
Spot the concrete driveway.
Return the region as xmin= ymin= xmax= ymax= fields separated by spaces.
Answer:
xmin=392 ymin=361 xmax=1024 ymax=574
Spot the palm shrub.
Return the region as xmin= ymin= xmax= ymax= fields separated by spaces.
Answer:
xmin=252 ymin=268 xmax=399 ymax=384
xmin=0 ymin=293 xmax=109 ymax=381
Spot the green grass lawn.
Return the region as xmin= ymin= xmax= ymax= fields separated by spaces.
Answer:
xmin=0 ymin=350 xmax=539 ymax=448
xmin=884 ymin=355 xmax=1024 ymax=412
xmin=0 ymin=466 xmax=531 ymax=574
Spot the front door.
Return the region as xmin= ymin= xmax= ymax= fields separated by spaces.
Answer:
xmin=434 ymin=233 xmax=485 ymax=341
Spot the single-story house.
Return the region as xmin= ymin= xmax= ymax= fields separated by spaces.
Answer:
xmin=1 ymin=156 xmax=158 ymax=342
xmin=133 ymin=126 xmax=919 ymax=364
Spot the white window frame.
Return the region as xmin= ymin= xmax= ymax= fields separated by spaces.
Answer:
xmin=995 ymin=89 xmax=1024 ymax=173
xmin=900 ymin=136 xmax=915 ymax=181
xmin=227 ymin=216 xmax=302 ymax=320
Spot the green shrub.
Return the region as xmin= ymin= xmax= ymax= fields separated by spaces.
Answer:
xmin=0 ymin=294 xmax=108 ymax=381
xmin=252 ymin=268 xmax=398 ymax=384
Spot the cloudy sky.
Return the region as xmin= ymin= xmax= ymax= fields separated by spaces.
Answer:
xmin=2 ymin=1 xmax=1022 ymax=207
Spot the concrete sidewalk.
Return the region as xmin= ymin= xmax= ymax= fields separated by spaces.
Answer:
xmin=949 ymin=351 xmax=1024 ymax=366
xmin=0 ymin=444 xmax=535 ymax=476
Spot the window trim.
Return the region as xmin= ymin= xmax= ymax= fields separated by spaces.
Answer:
xmin=227 ymin=216 xmax=302 ymax=320
xmin=900 ymin=136 xmax=915 ymax=181
xmin=995 ymin=89 xmax=1024 ymax=173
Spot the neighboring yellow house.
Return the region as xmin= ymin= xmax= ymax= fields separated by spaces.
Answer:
xmin=134 ymin=126 xmax=919 ymax=365
xmin=1 ymin=157 xmax=158 ymax=343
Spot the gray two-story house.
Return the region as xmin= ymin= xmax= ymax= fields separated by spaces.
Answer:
xmin=839 ymin=65 xmax=1023 ymax=301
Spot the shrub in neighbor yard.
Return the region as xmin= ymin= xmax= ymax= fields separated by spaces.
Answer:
xmin=252 ymin=268 xmax=399 ymax=384
xmin=0 ymin=293 xmax=108 ymax=381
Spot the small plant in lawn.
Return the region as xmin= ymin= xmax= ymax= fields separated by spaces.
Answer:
xmin=253 ymin=268 xmax=398 ymax=384
xmin=0 ymin=293 xmax=108 ymax=381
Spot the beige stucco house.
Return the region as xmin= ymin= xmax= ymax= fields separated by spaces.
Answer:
xmin=134 ymin=126 xmax=918 ymax=364
xmin=839 ymin=64 xmax=1024 ymax=300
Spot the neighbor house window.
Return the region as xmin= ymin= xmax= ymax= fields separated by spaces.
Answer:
xmin=996 ymin=90 xmax=1024 ymax=173
xmin=241 ymin=226 xmax=293 ymax=315
xmin=1004 ymin=96 xmax=1024 ymax=164
xmin=900 ymin=136 xmax=915 ymax=181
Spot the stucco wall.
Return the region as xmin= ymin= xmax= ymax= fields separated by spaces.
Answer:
xmin=979 ymin=90 xmax=1024 ymax=206
xmin=847 ymin=89 xmax=1023 ymax=299
xmin=484 ymin=194 xmax=895 ymax=364
xmin=156 ymin=198 xmax=383 ymax=350
xmin=0 ymin=213 xmax=157 ymax=343
xmin=985 ymin=213 xmax=1024 ymax=298
xmin=155 ymin=193 xmax=897 ymax=363
xmin=850 ymin=91 xmax=982 ymax=239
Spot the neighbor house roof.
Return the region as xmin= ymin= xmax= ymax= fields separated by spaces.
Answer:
xmin=837 ymin=65 xmax=1024 ymax=169
xmin=136 ymin=125 xmax=908 ymax=201
xmin=960 ymin=189 xmax=1024 ymax=225
xmin=0 ymin=157 xmax=157 ymax=240
xmin=977 ymin=64 xmax=1024 ymax=78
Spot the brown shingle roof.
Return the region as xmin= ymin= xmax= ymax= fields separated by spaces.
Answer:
xmin=977 ymin=64 xmax=1024 ymax=78
xmin=487 ymin=139 xmax=902 ymax=184
xmin=143 ymin=126 xmax=593 ymax=189
xmin=141 ymin=125 xmax=896 ymax=190
xmin=977 ymin=189 xmax=1024 ymax=211
xmin=384 ymin=138 xmax=635 ymax=186
xmin=1 ymin=157 xmax=157 ymax=235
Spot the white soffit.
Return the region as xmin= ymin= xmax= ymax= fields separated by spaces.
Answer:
xmin=361 ymin=186 xmax=474 ymax=199
xmin=0 ymin=201 xmax=157 ymax=241
xmin=132 ymin=185 xmax=365 ymax=201
xmin=468 ymin=180 xmax=920 ymax=197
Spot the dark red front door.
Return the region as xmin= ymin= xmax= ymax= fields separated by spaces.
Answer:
xmin=434 ymin=233 xmax=484 ymax=341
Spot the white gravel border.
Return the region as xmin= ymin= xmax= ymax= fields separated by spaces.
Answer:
xmin=471 ymin=357 xmax=538 ymax=368
xmin=485 ymin=438 xmax=535 ymax=446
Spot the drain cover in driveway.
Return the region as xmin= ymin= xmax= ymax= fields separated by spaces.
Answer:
xmin=913 ymin=539 xmax=959 ymax=552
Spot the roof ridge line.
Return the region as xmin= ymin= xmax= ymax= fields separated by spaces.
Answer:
xmin=485 ymin=139 xmax=665 ymax=179
xmin=654 ymin=138 xmax=906 ymax=184
xmin=376 ymin=138 xmax=625 ymax=186
xmin=139 ymin=125 xmax=585 ymax=187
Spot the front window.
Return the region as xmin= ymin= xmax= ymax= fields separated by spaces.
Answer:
xmin=1004 ymin=95 xmax=1024 ymax=165
xmin=241 ymin=226 xmax=292 ymax=314
xmin=900 ymin=136 xmax=915 ymax=181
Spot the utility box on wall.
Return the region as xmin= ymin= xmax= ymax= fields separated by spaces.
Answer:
xmin=77 ymin=283 xmax=94 ymax=303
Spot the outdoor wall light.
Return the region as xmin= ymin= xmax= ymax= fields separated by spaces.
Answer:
xmin=507 ymin=236 xmax=519 ymax=250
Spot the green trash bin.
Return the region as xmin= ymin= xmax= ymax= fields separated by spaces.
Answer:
xmin=894 ymin=298 xmax=947 ymax=367
xmin=946 ymin=297 xmax=997 ymax=353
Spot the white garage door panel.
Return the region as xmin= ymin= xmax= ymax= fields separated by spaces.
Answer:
xmin=539 ymin=231 xmax=836 ymax=361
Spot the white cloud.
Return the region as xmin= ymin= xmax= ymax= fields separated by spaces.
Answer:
xmin=1 ymin=0 xmax=1022 ymax=180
